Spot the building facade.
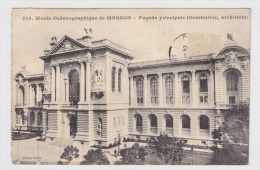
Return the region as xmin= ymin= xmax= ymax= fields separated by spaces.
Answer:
xmin=13 ymin=32 xmax=250 ymax=147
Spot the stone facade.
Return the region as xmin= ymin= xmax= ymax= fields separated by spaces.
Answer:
xmin=13 ymin=33 xmax=250 ymax=147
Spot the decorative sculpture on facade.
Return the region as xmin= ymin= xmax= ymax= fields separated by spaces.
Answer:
xmin=44 ymin=72 xmax=51 ymax=92
xmin=97 ymin=118 xmax=102 ymax=136
xmin=92 ymin=64 xmax=105 ymax=93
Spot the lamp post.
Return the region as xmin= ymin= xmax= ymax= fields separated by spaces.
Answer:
xmin=117 ymin=134 xmax=121 ymax=156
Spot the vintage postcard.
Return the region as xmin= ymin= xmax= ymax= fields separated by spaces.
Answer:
xmin=11 ymin=8 xmax=250 ymax=165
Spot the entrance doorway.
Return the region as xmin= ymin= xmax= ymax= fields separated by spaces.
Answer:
xmin=69 ymin=114 xmax=77 ymax=137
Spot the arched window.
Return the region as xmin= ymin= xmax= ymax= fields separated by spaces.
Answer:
xmin=199 ymin=74 xmax=208 ymax=104
xmin=37 ymin=112 xmax=42 ymax=126
xmin=182 ymin=76 xmax=190 ymax=104
xmin=165 ymin=77 xmax=173 ymax=104
xmin=150 ymin=78 xmax=158 ymax=104
xmin=136 ymin=79 xmax=143 ymax=104
xmin=200 ymin=115 xmax=209 ymax=130
xmin=150 ymin=114 xmax=157 ymax=127
xmin=182 ymin=115 xmax=190 ymax=129
xmin=226 ymin=70 xmax=239 ymax=104
xmin=69 ymin=70 xmax=80 ymax=105
xmin=226 ymin=71 xmax=239 ymax=91
xmin=149 ymin=114 xmax=157 ymax=134
xmin=165 ymin=114 xmax=173 ymax=135
xmin=30 ymin=112 xmax=35 ymax=125
xmin=135 ymin=114 xmax=143 ymax=132
xmin=118 ymin=69 xmax=122 ymax=92
xmin=165 ymin=115 xmax=173 ymax=128
xmin=18 ymin=86 xmax=25 ymax=105
xmin=112 ymin=67 xmax=116 ymax=92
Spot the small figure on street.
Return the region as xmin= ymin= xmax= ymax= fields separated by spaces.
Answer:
xmin=191 ymin=145 xmax=194 ymax=151
xmin=114 ymin=149 xmax=117 ymax=157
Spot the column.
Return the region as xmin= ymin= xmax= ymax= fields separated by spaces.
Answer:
xmin=174 ymin=72 xmax=179 ymax=105
xmin=32 ymin=86 xmax=35 ymax=105
xmin=80 ymin=61 xmax=85 ymax=102
xmin=143 ymin=74 xmax=148 ymax=106
xmin=25 ymin=82 xmax=30 ymax=105
xmin=158 ymin=73 xmax=163 ymax=105
xmin=210 ymin=69 xmax=215 ymax=106
xmin=86 ymin=61 xmax=91 ymax=102
xmin=37 ymin=84 xmax=40 ymax=103
xmin=51 ymin=66 xmax=56 ymax=102
xmin=65 ymin=79 xmax=69 ymax=103
xmin=29 ymin=84 xmax=32 ymax=105
xmin=192 ymin=71 xmax=196 ymax=106
xmin=41 ymin=110 xmax=48 ymax=139
xmin=16 ymin=84 xmax=19 ymax=105
xmin=129 ymin=76 xmax=134 ymax=105
xmin=56 ymin=64 xmax=61 ymax=102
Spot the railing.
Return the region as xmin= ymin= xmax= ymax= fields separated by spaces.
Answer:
xmin=69 ymin=97 xmax=79 ymax=105
xmin=150 ymin=127 xmax=158 ymax=134
xmin=182 ymin=128 xmax=191 ymax=136
xmin=166 ymin=128 xmax=173 ymax=135
xmin=27 ymin=125 xmax=43 ymax=132
xmin=136 ymin=126 xmax=143 ymax=133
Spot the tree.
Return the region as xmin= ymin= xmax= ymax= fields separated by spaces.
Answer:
xmin=80 ymin=148 xmax=110 ymax=165
xmin=211 ymin=102 xmax=249 ymax=165
xmin=114 ymin=143 xmax=147 ymax=165
xmin=148 ymin=134 xmax=184 ymax=165
xmin=58 ymin=145 xmax=79 ymax=165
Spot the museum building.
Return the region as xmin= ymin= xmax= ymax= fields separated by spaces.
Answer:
xmin=13 ymin=31 xmax=250 ymax=146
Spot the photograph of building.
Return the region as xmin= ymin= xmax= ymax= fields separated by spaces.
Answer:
xmin=11 ymin=9 xmax=250 ymax=165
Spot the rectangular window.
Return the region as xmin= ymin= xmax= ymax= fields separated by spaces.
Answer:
xmin=170 ymin=97 xmax=173 ymax=103
xmin=151 ymin=97 xmax=154 ymax=103
xmin=200 ymin=96 xmax=208 ymax=104
xmin=182 ymin=96 xmax=190 ymax=104
xmin=137 ymin=97 xmax=143 ymax=104
xmin=229 ymin=96 xmax=236 ymax=104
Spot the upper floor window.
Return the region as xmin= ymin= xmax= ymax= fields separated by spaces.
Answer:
xmin=199 ymin=74 xmax=208 ymax=104
xmin=226 ymin=71 xmax=239 ymax=91
xmin=226 ymin=70 xmax=239 ymax=104
xmin=136 ymin=79 xmax=143 ymax=104
xmin=118 ymin=69 xmax=122 ymax=93
xmin=150 ymin=78 xmax=158 ymax=104
xmin=112 ymin=67 xmax=116 ymax=92
xmin=182 ymin=76 xmax=190 ymax=93
xmin=182 ymin=76 xmax=190 ymax=104
xmin=69 ymin=70 xmax=80 ymax=105
xmin=199 ymin=74 xmax=208 ymax=92
xmin=165 ymin=77 xmax=173 ymax=94
xmin=165 ymin=77 xmax=173 ymax=104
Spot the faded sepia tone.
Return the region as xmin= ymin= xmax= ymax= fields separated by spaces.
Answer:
xmin=12 ymin=8 xmax=250 ymax=165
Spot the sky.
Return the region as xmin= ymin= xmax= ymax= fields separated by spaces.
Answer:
xmin=12 ymin=8 xmax=251 ymax=75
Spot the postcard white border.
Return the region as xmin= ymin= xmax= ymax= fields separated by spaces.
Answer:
xmin=1 ymin=0 xmax=260 ymax=170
